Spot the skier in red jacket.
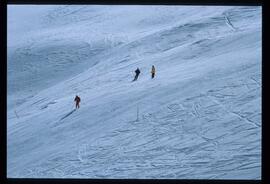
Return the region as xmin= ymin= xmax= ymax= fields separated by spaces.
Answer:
xmin=74 ymin=95 xmax=81 ymax=109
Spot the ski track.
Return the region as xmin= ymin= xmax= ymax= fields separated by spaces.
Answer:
xmin=224 ymin=14 xmax=237 ymax=31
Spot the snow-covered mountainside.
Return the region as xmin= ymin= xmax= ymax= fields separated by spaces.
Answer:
xmin=7 ymin=5 xmax=261 ymax=179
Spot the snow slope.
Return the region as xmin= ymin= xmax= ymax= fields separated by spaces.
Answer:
xmin=7 ymin=5 xmax=261 ymax=179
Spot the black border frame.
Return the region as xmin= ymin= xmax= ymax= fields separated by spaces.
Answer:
xmin=4 ymin=0 xmax=265 ymax=5
xmin=1 ymin=0 xmax=266 ymax=184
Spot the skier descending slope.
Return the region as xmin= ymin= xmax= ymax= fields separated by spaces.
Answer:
xmin=132 ymin=68 xmax=141 ymax=82
xmin=74 ymin=95 xmax=81 ymax=109
xmin=151 ymin=65 xmax=156 ymax=79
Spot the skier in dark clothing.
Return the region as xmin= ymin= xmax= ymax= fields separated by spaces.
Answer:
xmin=133 ymin=68 xmax=141 ymax=81
xmin=151 ymin=65 xmax=156 ymax=79
xmin=74 ymin=95 xmax=81 ymax=109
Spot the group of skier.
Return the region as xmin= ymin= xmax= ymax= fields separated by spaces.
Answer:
xmin=74 ymin=65 xmax=156 ymax=109
xmin=132 ymin=65 xmax=155 ymax=81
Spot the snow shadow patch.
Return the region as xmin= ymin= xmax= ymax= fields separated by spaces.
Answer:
xmin=51 ymin=109 xmax=77 ymax=128
xmin=60 ymin=109 xmax=76 ymax=121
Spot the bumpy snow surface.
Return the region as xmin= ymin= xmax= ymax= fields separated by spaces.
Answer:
xmin=7 ymin=5 xmax=261 ymax=179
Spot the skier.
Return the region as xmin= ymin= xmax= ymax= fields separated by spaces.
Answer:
xmin=151 ymin=65 xmax=156 ymax=79
xmin=132 ymin=68 xmax=141 ymax=81
xmin=74 ymin=95 xmax=81 ymax=109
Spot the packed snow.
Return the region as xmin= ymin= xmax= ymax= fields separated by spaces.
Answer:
xmin=7 ymin=5 xmax=261 ymax=179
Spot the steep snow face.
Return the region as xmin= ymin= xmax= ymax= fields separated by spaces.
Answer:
xmin=7 ymin=5 xmax=261 ymax=179
xmin=7 ymin=5 xmax=234 ymax=107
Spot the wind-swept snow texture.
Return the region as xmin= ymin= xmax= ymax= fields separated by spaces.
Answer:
xmin=7 ymin=5 xmax=261 ymax=179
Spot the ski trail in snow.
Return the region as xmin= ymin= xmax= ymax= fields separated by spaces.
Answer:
xmin=206 ymin=94 xmax=260 ymax=128
xmin=250 ymin=77 xmax=261 ymax=87
xmin=224 ymin=14 xmax=237 ymax=31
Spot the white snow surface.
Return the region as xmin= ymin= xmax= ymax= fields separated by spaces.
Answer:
xmin=7 ymin=5 xmax=261 ymax=179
